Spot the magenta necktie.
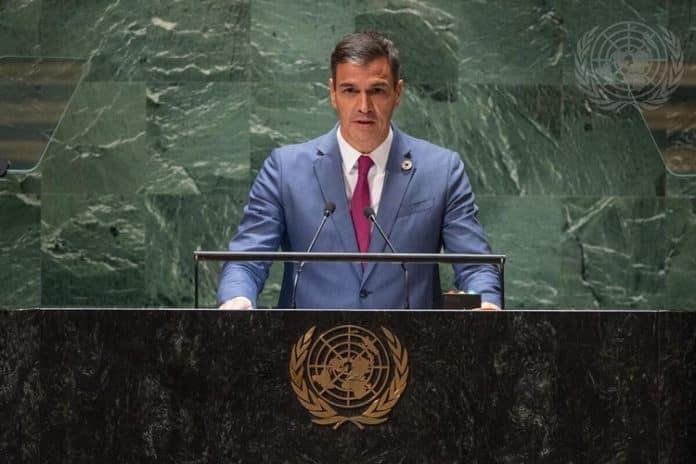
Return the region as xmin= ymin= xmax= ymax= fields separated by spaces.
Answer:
xmin=351 ymin=155 xmax=374 ymax=257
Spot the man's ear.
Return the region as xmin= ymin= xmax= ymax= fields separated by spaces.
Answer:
xmin=394 ymin=79 xmax=404 ymax=107
xmin=329 ymin=78 xmax=337 ymax=109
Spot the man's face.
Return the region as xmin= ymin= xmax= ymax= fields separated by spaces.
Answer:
xmin=329 ymin=58 xmax=403 ymax=153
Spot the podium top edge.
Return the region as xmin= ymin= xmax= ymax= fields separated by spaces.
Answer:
xmin=4 ymin=307 xmax=690 ymax=313
xmin=193 ymin=251 xmax=506 ymax=264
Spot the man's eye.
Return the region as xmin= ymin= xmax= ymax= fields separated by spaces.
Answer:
xmin=372 ymin=88 xmax=385 ymax=94
xmin=342 ymin=88 xmax=356 ymax=94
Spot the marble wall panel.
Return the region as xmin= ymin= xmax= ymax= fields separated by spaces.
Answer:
xmin=553 ymin=0 xmax=670 ymax=81
xmin=458 ymin=0 xmax=563 ymax=85
xmin=667 ymin=0 xmax=696 ymax=64
xmin=144 ymin=192 xmax=249 ymax=308
xmin=39 ymin=0 xmax=146 ymax=81
xmin=664 ymin=199 xmax=696 ymax=309
xmin=0 ymin=193 xmax=41 ymax=309
xmin=560 ymin=87 xmax=666 ymax=196
xmin=0 ymin=172 xmax=41 ymax=196
xmin=145 ymin=0 xmax=251 ymax=81
xmin=394 ymin=83 xmax=562 ymax=196
xmin=41 ymin=194 xmax=145 ymax=306
xmin=144 ymin=82 xmax=251 ymax=195
xmin=0 ymin=170 xmax=41 ymax=195
xmin=255 ymin=267 xmax=283 ymax=308
xmin=0 ymin=0 xmax=695 ymax=309
xmin=667 ymin=172 xmax=696 ymax=198
xmin=355 ymin=0 xmax=459 ymax=98
xmin=478 ymin=196 xmax=562 ymax=308
xmin=561 ymin=197 xmax=669 ymax=308
xmin=40 ymin=82 xmax=147 ymax=195
xmin=251 ymin=82 xmax=336 ymax=173
xmin=0 ymin=177 xmax=20 ymax=195
xmin=0 ymin=0 xmax=41 ymax=56
xmin=0 ymin=177 xmax=42 ymax=309
xmin=250 ymin=0 xmax=355 ymax=83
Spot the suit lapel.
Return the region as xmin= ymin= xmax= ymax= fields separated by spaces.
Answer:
xmin=313 ymin=128 xmax=362 ymax=278
xmin=362 ymin=127 xmax=414 ymax=283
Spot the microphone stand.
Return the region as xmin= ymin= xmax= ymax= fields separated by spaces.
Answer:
xmin=364 ymin=207 xmax=410 ymax=309
xmin=291 ymin=202 xmax=336 ymax=309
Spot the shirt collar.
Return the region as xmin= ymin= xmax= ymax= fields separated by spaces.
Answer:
xmin=336 ymin=125 xmax=393 ymax=172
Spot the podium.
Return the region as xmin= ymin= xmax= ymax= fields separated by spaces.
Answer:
xmin=1 ymin=308 xmax=694 ymax=462
xmin=194 ymin=251 xmax=507 ymax=309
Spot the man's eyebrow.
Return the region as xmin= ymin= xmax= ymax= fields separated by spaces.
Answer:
xmin=337 ymin=81 xmax=390 ymax=88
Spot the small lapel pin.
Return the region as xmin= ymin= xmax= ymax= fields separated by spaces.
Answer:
xmin=401 ymin=159 xmax=413 ymax=171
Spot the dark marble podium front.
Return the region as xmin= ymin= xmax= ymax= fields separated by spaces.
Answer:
xmin=1 ymin=309 xmax=694 ymax=463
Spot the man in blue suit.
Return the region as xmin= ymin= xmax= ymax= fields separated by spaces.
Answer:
xmin=218 ymin=31 xmax=501 ymax=310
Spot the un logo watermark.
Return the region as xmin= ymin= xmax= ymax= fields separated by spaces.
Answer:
xmin=575 ymin=21 xmax=683 ymax=112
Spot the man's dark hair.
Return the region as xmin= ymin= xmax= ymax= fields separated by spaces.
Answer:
xmin=330 ymin=31 xmax=400 ymax=87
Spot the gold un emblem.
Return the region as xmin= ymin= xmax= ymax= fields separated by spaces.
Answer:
xmin=289 ymin=324 xmax=409 ymax=429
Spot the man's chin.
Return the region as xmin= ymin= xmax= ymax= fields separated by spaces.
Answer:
xmin=349 ymin=122 xmax=378 ymax=135
xmin=345 ymin=127 xmax=386 ymax=152
xmin=350 ymin=139 xmax=379 ymax=153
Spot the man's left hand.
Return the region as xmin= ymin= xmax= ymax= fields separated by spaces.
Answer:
xmin=474 ymin=302 xmax=501 ymax=311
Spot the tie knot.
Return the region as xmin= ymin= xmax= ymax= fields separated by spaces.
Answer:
xmin=357 ymin=155 xmax=374 ymax=175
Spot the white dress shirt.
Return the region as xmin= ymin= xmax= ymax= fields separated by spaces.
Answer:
xmin=336 ymin=126 xmax=393 ymax=214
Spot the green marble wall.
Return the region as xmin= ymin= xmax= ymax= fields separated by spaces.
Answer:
xmin=1 ymin=0 xmax=695 ymax=309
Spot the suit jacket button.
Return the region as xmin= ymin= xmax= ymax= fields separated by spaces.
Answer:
xmin=359 ymin=289 xmax=368 ymax=298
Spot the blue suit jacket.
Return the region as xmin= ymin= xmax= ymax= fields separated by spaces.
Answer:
xmin=218 ymin=125 xmax=501 ymax=308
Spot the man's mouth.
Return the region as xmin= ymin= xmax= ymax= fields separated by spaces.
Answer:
xmin=354 ymin=120 xmax=375 ymax=126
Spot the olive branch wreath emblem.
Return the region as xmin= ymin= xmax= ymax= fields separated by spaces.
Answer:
xmin=289 ymin=326 xmax=409 ymax=430
xmin=574 ymin=22 xmax=684 ymax=112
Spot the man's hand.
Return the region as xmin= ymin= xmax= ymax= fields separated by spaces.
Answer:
xmin=474 ymin=301 xmax=501 ymax=311
xmin=219 ymin=297 xmax=253 ymax=310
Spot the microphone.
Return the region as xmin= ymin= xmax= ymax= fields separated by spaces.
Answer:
xmin=363 ymin=207 xmax=410 ymax=309
xmin=0 ymin=159 xmax=9 ymax=177
xmin=291 ymin=202 xmax=336 ymax=309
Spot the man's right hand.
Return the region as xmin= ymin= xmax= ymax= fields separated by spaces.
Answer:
xmin=219 ymin=297 xmax=253 ymax=310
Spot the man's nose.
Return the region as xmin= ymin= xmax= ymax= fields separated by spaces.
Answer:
xmin=358 ymin=92 xmax=372 ymax=113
